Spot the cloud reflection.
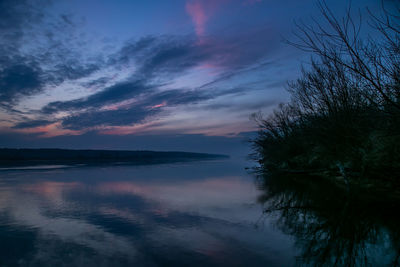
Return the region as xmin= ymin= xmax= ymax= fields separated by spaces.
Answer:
xmin=0 ymin=161 xmax=295 ymax=266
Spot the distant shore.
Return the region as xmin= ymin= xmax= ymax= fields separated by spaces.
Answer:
xmin=0 ymin=148 xmax=229 ymax=167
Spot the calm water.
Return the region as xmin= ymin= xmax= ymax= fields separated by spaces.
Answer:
xmin=0 ymin=159 xmax=398 ymax=266
xmin=0 ymin=160 xmax=295 ymax=266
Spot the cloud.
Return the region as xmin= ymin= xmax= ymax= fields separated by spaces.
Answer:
xmin=114 ymin=29 xmax=277 ymax=77
xmin=82 ymin=77 xmax=111 ymax=89
xmin=111 ymin=35 xmax=209 ymax=78
xmin=55 ymin=82 xmax=268 ymax=131
xmin=61 ymin=106 xmax=158 ymax=130
xmin=185 ymin=0 xmax=229 ymax=38
xmin=197 ymin=60 xmax=276 ymax=90
xmin=142 ymin=89 xmax=211 ymax=107
xmin=140 ymin=40 xmax=205 ymax=76
xmin=0 ymin=64 xmax=43 ymax=104
xmin=42 ymin=80 xmax=151 ymax=114
xmin=3 ymin=3 xmax=281 ymax=136
xmin=12 ymin=119 xmax=55 ymax=129
xmin=57 ymin=88 xmax=212 ymax=130
xmin=39 ymin=35 xmax=217 ymax=115
xmin=0 ymin=0 xmax=49 ymax=106
xmin=14 ymin=26 xmax=279 ymax=133
xmin=0 ymin=0 xmax=105 ymax=111
xmin=0 ymin=54 xmax=102 ymax=110
xmin=0 ymin=0 xmax=45 ymax=46
xmin=48 ymin=61 xmax=101 ymax=84
xmin=186 ymin=1 xmax=208 ymax=37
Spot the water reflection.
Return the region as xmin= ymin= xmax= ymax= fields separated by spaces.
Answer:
xmin=0 ymin=161 xmax=295 ymax=266
xmin=256 ymin=171 xmax=400 ymax=266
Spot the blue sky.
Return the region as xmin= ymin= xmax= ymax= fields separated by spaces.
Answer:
xmin=0 ymin=0 xmax=391 ymax=155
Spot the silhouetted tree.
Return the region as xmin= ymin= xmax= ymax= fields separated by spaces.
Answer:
xmin=289 ymin=1 xmax=400 ymax=111
xmin=253 ymin=1 xmax=400 ymax=186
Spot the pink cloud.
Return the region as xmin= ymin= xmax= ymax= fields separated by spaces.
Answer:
xmin=150 ymin=101 xmax=167 ymax=109
xmin=185 ymin=0 xmax=263 ymax=39
xmin=186 ymin=1 xmax=208 ymax=37
xmin=185 ymin=0 xmax=230 ymax=39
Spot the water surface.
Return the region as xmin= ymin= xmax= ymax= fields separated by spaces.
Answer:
xmin=1 ymin=159 xmax=398 ymax=266
xmin=0 ymin=160 xmax=295 ymax=266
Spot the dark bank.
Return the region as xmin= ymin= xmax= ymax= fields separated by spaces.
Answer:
xmin=0 ymin=148 xmax=228 ymax=167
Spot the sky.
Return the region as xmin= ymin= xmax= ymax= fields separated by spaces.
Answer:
xmin=0 ymin=0 xmax=393 ymax=156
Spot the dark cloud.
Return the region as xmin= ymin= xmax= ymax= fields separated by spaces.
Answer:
xmin=39 ymin=36 xmax=211 ymax=115
xmin=49 ymin=62 xmax=101 ymax=83
xmin=139 ymin=38 xmax=207 ymax=77
xmin=61 ymin=106 xmax=158 ymax=130
xmin=82 ymin=77 xmax=111 ymax=89
xmin=42 ymin=80 xmax=150 ymax=114
xmin=0 ymin=1 xmax=48 ymax=107
xmin=111 ymin=29 xmax=276 ymax=79
xmin=55 ymin=88 xmax=211 ymax=130
xmin=12 ymin=119 xmax=54 ymax=129
xmin=0 ymin=0 xmax=46 ymax=46
xmin=39 ymin=29 xmax=275 ymax=112
xmin=142 ymin=89 xmax=210 ymax=106
xmin=0 ymin=0 xmax=105 ymax=110
xmin=110 ymin=36 xmax=158 ymax=66
xmin=109 ymin=35 xmax=208 ymax=79
xmin=0 ymin=55 xmax=101 ymax=109
xmin=0 ymin=64 xmax=43 ymax=104
xmin=6 ymin=22 xmax=279 ymax=132
xmin=38 ymin=66 xmax=268 ymax=131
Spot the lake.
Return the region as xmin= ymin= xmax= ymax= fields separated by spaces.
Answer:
xmin=0 ymin=159 xmax=398 ymax=266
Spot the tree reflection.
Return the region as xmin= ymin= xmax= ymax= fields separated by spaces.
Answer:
xmin=256 ymin=171 xmax=400 ymax=266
